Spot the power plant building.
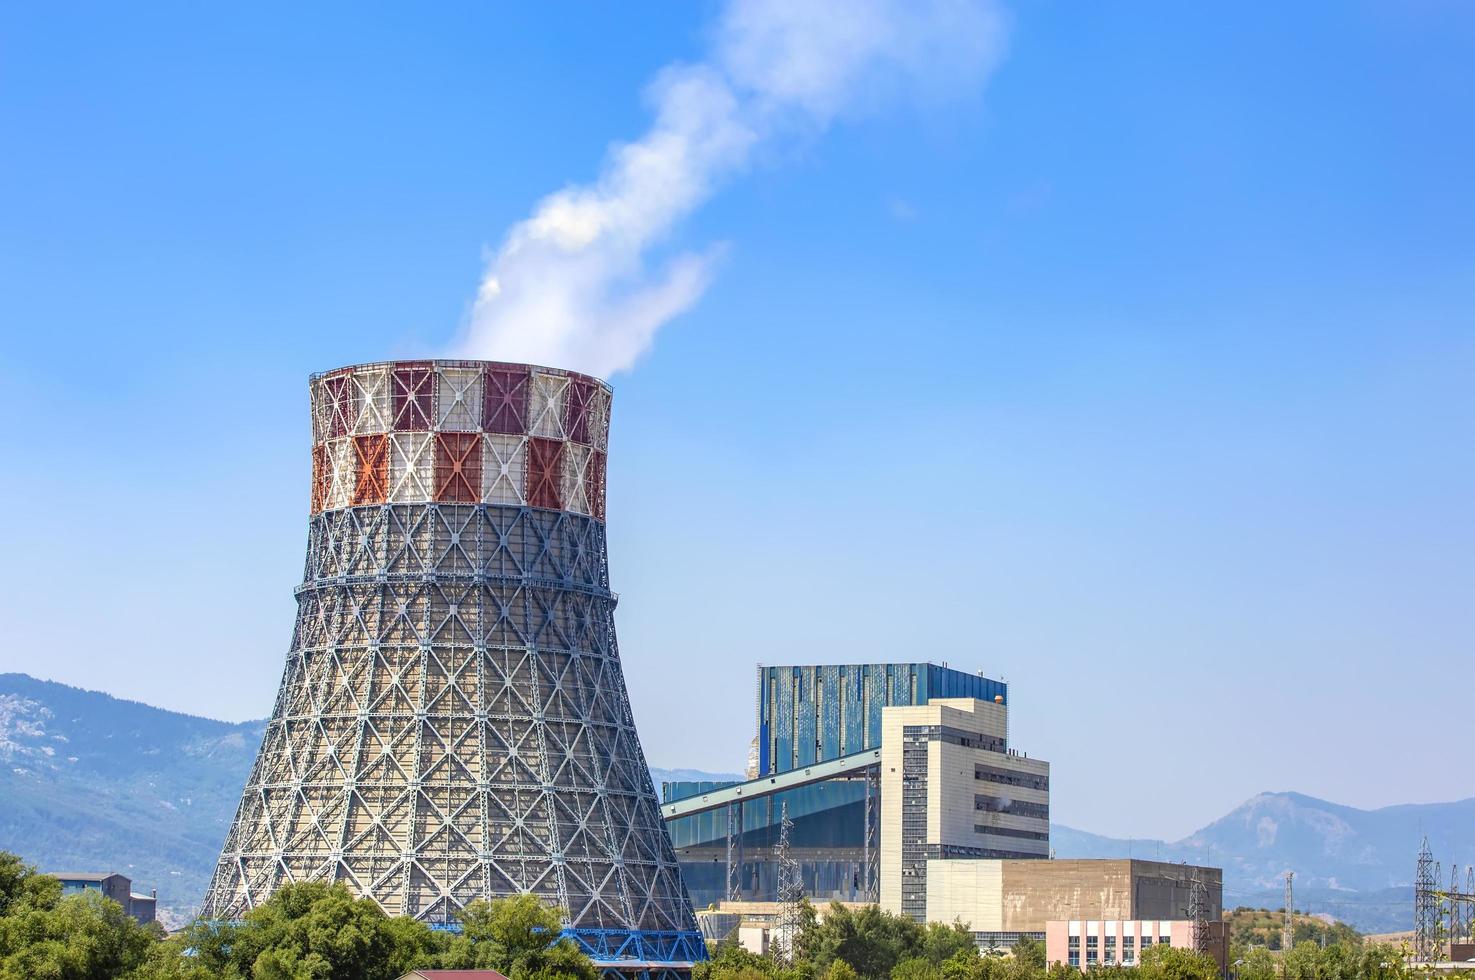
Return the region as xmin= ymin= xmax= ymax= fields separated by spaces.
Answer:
xmin=663 ymin=665 xmax=1223 ymax=953
xmin=662 ymin=663 xmax=1048 ymax=922
xmin=203 ymin=360 xmax=702 ymax=977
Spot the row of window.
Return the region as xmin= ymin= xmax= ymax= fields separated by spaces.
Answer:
xmin=974 ymin=795 xmax=1050 ymax=820
xmin=1067 ymin=934 xmax=1169 ymax=966
xmin=974 ymin=763 xmax=1049 ymax=791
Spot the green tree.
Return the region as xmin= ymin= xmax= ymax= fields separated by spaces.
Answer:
xmin=0 ymin=853 xmax=60 ymax=918
xmin=893 ymin=958 xmax=941 ymax=980
xmin=182 ymin=880 xmax=445 ymax=980
xmin=693 ymin=939 xmax=782 ymax=980
xmin=1136 ymin=943 xmax=1218 ymax=980
xmin=1009 ymin=937 xmax=1045 ymax=972
xmin=794 ymin=902 xmax=924 ymax=980
xmin=1234 ymin=945 xmax=1277 ymax=980
xmin=921 ymin=923 xmax=979 ymax=967
xmin=0 ymin=890 xmax=155 ymax=980
xmin=442 ymin=893 xmax=598 ymax=980
xmin=825 ymin=960 xmax=860 ymax=980
xmin=1282 ymin=939 xmax=1324 ymax=980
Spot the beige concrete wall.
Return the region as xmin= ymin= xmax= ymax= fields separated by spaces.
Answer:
xmin=1000 ymin=860 xmax=1136 ymax=931
xmin=925 ymin=859 xmax=1005 ymax=931
xmin=995 ymin=860 xmax=1222 ymax=933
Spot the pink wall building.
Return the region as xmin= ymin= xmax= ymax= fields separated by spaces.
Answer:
xmin=1046 ymin=919 xmax=1197 ymax=970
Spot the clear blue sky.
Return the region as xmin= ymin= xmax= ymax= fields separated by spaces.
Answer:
xmin=2 ymin=1 xmax=1471 ymax=840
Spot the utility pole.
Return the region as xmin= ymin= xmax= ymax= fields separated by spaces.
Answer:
xmin=1282 ymin=871 xmax=1295 ymax=952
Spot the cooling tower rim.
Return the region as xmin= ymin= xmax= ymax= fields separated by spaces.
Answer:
xmin=309 ymin=358 xmax=613 ymax=393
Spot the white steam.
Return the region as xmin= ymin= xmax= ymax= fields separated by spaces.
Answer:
xmin=454 ymin=0 xmax=1007 ymax=378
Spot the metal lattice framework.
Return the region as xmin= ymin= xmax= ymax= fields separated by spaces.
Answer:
xmin=202 ymin=360 xmax=703 ymax=975
xmin=1414 ymin=838 xmax=1475 ymax=963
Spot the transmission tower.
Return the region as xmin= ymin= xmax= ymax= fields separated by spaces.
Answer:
xmin=1282 ymin=871 xmax=1295 ymax=952
xmin=774 ymin=802 xmax=802 ymax=965
xmin=1188 ymin=876 xmax=1211 ymax=955
xmin=1415 ymin=837 xmax=1439 ymax=962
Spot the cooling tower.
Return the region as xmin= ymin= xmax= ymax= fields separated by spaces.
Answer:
xmin=202 ymin=360 xmax=703 ymax=973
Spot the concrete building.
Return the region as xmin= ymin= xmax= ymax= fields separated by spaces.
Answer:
xmin=879 ymin=698 xmax=1049 ymax=922
xmin=924 ymin=860 xmax=1222 ymax=949
xmin=51 ymin=872 xmax=157 ymax=925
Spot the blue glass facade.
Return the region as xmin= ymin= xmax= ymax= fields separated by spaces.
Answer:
xmin=662 ymin=779 xmax=871 ymax=909
xmin=757 ymin=663 xmax=1006 ymax=776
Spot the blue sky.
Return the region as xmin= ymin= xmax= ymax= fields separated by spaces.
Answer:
xmin=1 ymin=1 xmax=1472 ymax=840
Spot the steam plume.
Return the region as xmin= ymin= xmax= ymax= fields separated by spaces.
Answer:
xmin=454 ymin=0 xmax=1007 ymax=377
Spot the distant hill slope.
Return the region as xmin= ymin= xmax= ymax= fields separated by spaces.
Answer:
xmin=0 ymin=673 xmax=265 ymax=921
xmin=0 ymin=673 xmax=741 ymax=920
xmin=1053 ymin=792 xmax=1475 ymax=933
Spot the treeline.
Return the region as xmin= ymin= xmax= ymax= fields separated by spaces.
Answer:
xmin=0 ymin=851 xmax=597 ymax=980
xmin=697 ymin=903 xmax=1222 ymax=980
xmin=0 ymin=852 xmax=1416 ymax=980
xmin=695 ymin=902 xmax=1415 ymax=980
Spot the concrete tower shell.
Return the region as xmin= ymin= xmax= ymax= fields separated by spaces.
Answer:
xmin=202 ymin=360 xmax=702 ymax=972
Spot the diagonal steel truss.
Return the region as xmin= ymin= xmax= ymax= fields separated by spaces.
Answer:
xmin=201 ymin=501 xmax=703 ymax=970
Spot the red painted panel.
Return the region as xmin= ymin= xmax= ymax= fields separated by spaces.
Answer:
xmin=482 ymin=366 xmax=530 ymax=434
xmin=585 ymin=450 xmax=607 ymax=521
xmin=353 ymin=434 xmax=389 ymax=505
xmin=391 ymin=365 xmax=434 ymax=431
xmin=324 ymin=374 xmax=355 ymax=438
xmin=434 ymin=432 xmax=482 ymax=503
xmin=525 ymin=437 xmax=564 ymax=510
xmin=565 ymin=378 xmax=595 ymax=445
xmin=311 ymin=444 xmax=328 ymax=513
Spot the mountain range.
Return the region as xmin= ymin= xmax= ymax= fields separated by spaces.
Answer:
xmin=0 ymin=673 xmax=1463 ymax=932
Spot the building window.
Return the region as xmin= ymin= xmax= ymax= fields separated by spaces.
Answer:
xmin=1068 ymin=937 xmax=1080 ymax=950
xmin=1068 ymin=954 xmax=1080 ymax=967
xmin=1140 ymin=936 xmax=1152 ymax=950
xmin=1159 ymin=936 xmax=1171 ymax=948
xmin=1086 ymin=952 xmax=1097 ymax=965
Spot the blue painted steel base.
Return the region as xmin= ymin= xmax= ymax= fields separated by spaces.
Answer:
xmin=423 ymin=922 xmax=704 ymax=976
xmin=567 ymin=926 xmax=706 ymax=964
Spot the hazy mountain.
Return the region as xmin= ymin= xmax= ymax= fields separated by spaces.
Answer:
xmin=0 ymin=673 xmax=1464 ymax=932
xmin=0 ymin=673 xmax=265 ymax=922
xmin=0 ymin=674 xmax=739 ymax=920
xmin=1052 ymin=792 xmax=1475 ymax=933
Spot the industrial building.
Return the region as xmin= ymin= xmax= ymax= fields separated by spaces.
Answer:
xmin=662 ymin=665 xmax=1221 ymax=952
xmin=203 ymin=361 xmax=702 ymax=978
xmin=50 ymin=871 xmax=157 ymax=925
xmin=927 ymin=859 xmax=1221 ymax=947
xmin=663 ymin=663 xmax=1039 ymax=912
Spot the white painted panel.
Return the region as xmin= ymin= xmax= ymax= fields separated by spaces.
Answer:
xmin=352 ymin=367 xmax=392 ymax=435
xmin=388 ymin=432 xmax=434 ymax=502
xmin=482 ymin=434 xmax=527 ymax=506
xmin=561 ymin=443 xmax=590 ymax=515
xmin=436 ymin=366 xmax=483 ymax=432
xmin=528 ymin=371 xmax=567 ymax=439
